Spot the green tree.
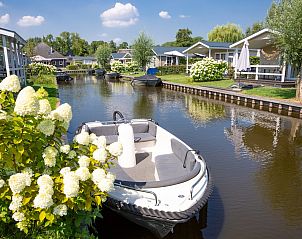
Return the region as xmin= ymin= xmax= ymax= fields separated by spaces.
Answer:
xmin=246 ymin=22 xmax=264 ymax=36
xmin=89 ymin=41 xmax=104 ymax=55
xmin=71 ymin=33 xmax=89 ymax=56
xmin=118 ymin=41 xmax=129 ymax=50
xmin=176 ymin=28 xmax=193 ymax=47
xmin=132 ymin=32 xmax=154 ymax=70
xmin=208 ymin=23 xmax=244 ymax=43
xmin=95 ymin=43 xmax=112 ymax=69
xmin=266 ymin=0 xmax=302 ymax=100
xmin=109 ymin=40 xmax=117 ymax=53
xmin=23 ymin=37 xmax=42 ymax=57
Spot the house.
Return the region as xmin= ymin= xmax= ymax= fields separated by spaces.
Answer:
xmin=69 ymin=56 xmax=97 ymax=65
xmin=31 ymin=43 xmax=67 ymax=68
xmin=111 ymin=52 xmax=132 ymax=65
xmin=149 ymin=46 xmax=187 ymax=68
xmin=229 ymin=28 xmax=296 ymax=82
xmin=0 ymin=27 xmax=27 ymax=84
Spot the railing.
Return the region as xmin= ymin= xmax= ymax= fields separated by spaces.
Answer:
xmin=235 ymin=64 xmax=286 ymax=82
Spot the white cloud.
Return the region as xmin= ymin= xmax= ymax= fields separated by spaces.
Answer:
xmin=159 ymin=11 xmax=171 ymax=19
xmin=0 ymin=13 xmax=9 ymax=25
xmin=17 ymin=15 xmax=45 ymax=27
xmin=0 ymin=2 xmax=4 ymax=7
xmin=113 ymin=37 xmax=122 ymax=44
xmin=100 ymin=2 xmax=139 ymax=28
xmin=100 ymin=33 xmax=108 ymax=37
xmin=179 ymin=14 xmax=190 ymax=19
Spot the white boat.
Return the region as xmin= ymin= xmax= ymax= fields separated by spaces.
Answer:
xmin=77 ymin=111 xmax=212 ymax=238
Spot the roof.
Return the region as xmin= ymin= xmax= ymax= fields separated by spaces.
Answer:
xmin=33 ymin=43 xmax=66 ymax=59
xmin=0 ymin=27 xmax=26 ymax=45
xmin=183 ymin=41 xmax=232 ymax=54
xmin=111 ymin=52 xmax=132 ymax=59
xmin=72 ymin=56 xmax=96 ymax=61
xmin=152 ymin=46 xmax=188 ymax=56
xmin=230 ymin=28 xmax=275 ymax=49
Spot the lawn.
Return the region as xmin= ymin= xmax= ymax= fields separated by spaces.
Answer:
xmin=161 ymin=74 xmax=235 ymax=88
xmin=242 ymin=87 xmax=296 ymax=99
xmin=28 ymin=75 xmax=59 ymax=109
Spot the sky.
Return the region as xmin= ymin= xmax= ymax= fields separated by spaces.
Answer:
xmin=0 ymin=0 xmax=273 ymax=45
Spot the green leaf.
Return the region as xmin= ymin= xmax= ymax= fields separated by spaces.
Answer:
xmin=23 ymin=197 xmax=31 ymax=205
xmin=95 ymin=196 xmax=101 ymax=206
xmin=39 ymin=211 xmax=46 ymax=222
xmin=46 ymin=213 xmax=54 ymax=222
xmin=13 ymin=138 xmax=22 ymax=144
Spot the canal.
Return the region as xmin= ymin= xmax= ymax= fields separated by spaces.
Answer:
xmin=58 ymin=75 xmax=302 ymax=239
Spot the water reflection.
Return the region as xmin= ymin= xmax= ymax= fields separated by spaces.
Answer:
xmin=224 ymin=107 xmax=302 ymax=225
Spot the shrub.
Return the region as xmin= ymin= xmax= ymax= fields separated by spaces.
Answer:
xmin=27 ymin=63 xmax=56 ymax=77
xmin=250 ymin=56 xmax=260 ymax=65
xmin=28 ymin=75 xmax=57 ymax=85
xmin=125 ymin=61 xmax=139 ymax=72
xmin=66 ymin=64 xmax=79 ymax=70
xmin=110 ymin=61 xmax=125 ymax=73
xmin=189 ymin=57 xmax=228 ymax=81
xmin=0 ymin=75 xmax=122 ymax=238
xmin=157 ymin=65 xmax=186 ymax=75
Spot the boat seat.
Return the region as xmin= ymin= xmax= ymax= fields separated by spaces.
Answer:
xmin=170 ymin=138 xmax=196 ymax=171
xmin=85 ymin=121 xmax=157 ymax=145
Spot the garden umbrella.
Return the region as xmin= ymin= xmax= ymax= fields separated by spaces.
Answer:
xmin=232 ymin=51 xmax=239 ymax=70
xmin=237 ymin=40 xmax=251 ymax=71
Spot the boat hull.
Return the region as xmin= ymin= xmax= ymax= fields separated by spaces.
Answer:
xmin=105 ymin=169 xmax=213 ymax=238
xmin=132 ymin=75 xmax=162 ymax=87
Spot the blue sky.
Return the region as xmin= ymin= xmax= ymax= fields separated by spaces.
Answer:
xmin=0 ymin=0 xmax=273 ymax=45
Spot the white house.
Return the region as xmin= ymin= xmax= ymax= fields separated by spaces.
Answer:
xmin=0 ymin=27 xmax=27 ymax=84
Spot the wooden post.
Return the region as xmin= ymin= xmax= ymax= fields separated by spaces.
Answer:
xmin=2 ymin=35 xmax=10 ymax=77
xmin=255 ymin=65 xmax=259 ymax=80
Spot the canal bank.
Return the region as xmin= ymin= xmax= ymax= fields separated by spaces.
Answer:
xmin=162 ymin=81 xmax=302 ymax=118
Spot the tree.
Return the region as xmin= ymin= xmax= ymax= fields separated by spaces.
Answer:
xmin=132 ymin=32 xmax=154 ymax=70
xmin=118 ymin=42 xmax=129 ymax=50
xmin=95 ymin=43 xmax=112 ymax=69
xmin=246 ymin=22 xmax=264 ymax=36
xmin=109 ymin=40 xmax=117 ymax=53
xmin=71 ymin=33 xmax=89 ymax=56
xmin=266 ymin=0 xmax=302 ymax=101
xmin=208 ymin=23 xmax=244 ymax=43
xmin=89 ymin=41 xmax=104 ymax=55
xmin=176 ymin=28 xmax=193 ymax=47
xmin=23 ymin=37 xmax=42 ymax=57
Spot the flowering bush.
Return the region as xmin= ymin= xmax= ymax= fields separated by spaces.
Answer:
xmin=0 ymin=75 xmax=122 ymax=238
xmin=190 ymin=57 xmax=228 ymax=81
xmin=27 ymin=63 xmax=56 ymax=76
xmin=110 ymin=60 xmax=125 ymax=73
xmin=125 ymin=61 xmax=139 ymax=72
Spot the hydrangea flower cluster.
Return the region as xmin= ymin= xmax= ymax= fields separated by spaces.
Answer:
xmin=53 ymin=204 xmax=68 ymax=217
xmin=37 ymin=119 xmax=55 ymax=136
xmin=42 ymin=146 xmax=58 ymax=167
xmin=33 ymin=175 xmax=54 ymax=209
xmin=63 ymin=171 xmax=80 ymax=198
xmin=8 ymin=173 xmax=32 ymax=194
xmin=0 ymin=75 xmax=21 ymax=93
xmin=190 ymin=57 xmax=228 ymax=82
xmin=92 ymin=168 xmax=115 ymax=192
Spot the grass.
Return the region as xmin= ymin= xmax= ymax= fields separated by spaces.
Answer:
xmin=121 ymin=71 xmax=146 ymax=78
xmin=242 ymin=87 xmax=296 ymax=99
xmin=28 ymin=75 xmax=59 ymax=109
xmin=160 ymin=74 xmax=235 ymax=88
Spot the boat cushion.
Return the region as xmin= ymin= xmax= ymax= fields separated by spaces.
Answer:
xmin=88 ymin=124 xmax=118 ymax=136
xmin=134 ymin=133 xmax=156 ymax=142
xmin=105 ymin=135 xmax=118 ymax=145
xmin=171 ymin=138 xmax=196 ymax=171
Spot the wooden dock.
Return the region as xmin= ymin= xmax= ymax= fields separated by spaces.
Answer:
xmin=162 ymin=81 xmax=302 ymax=119
xmin=64 ymin=69 xmax=89 ymax=74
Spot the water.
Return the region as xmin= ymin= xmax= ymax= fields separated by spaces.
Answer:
xmin=58 ymin=75 xmax=302 ymax=239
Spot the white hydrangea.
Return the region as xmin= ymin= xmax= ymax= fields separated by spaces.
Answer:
xmin=60 ymin=167 xmax=71 ymax=176
xmin=0 ymin=179 xmax=5 ymax=188
xmin=9 ymin=194 xmax=23 ymax=211
xmin=78 ymin=155 xmax=90 ymax=167
xmin=14 ymin=86 xmax=39 ymax=116
xmin=60 ymin=121 xmax=70 ymax=130
xmin=33 ymin=193 xmax=54 ymax=209
xmin=107 ymin=142 xmax=123 ymax=157
xmin=60 ymin=145 xmax=70 ymax=154
xmin=37 ymin=175 xmax=54 ymax=190
xmin=37 ymin=119 xmax=55 ymax=136
xmin=92 ymin=168 xmax=105 ymax=184
xmin=8 ymin=173 xmax=31 ymax=194
xmin=74 ymin=131 xmax=90 ymax=146
xmin=75 ymin=167 xmax=91 ymax=181
xmin=93 ymin=148 xmax=107 ymax=163
xmin=50 ymin=103 xmax=72 ymax=123
xmin=92 ymin=171 xmax=115 ymax=192
xmin=53 ymin=204 xmax=67 ymax=217
xmin=38 ymin=99 xmax=51 ymax=115
xmin=42 ymin=146 xmax=58 ymax=167
xmin=89 ymin=133 xmax=97 ymax=143
xmin=12 ymin=212 xmax=25 ymax=222
xmin=0 ymin=75 xmax=21 ymax=93
xmin=63 ymin=172 xmax=80 ymax=198
xmin=67 ymin=150 xmax=77 ymax=159
xmin=92 ymin=136 xmax=106 ymax=148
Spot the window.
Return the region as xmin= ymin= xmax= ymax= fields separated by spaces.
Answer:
xmin=215 ymin=52 xmax=227 ymax=60
xmin=166 ymin=56 xmax=172 ymax=65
